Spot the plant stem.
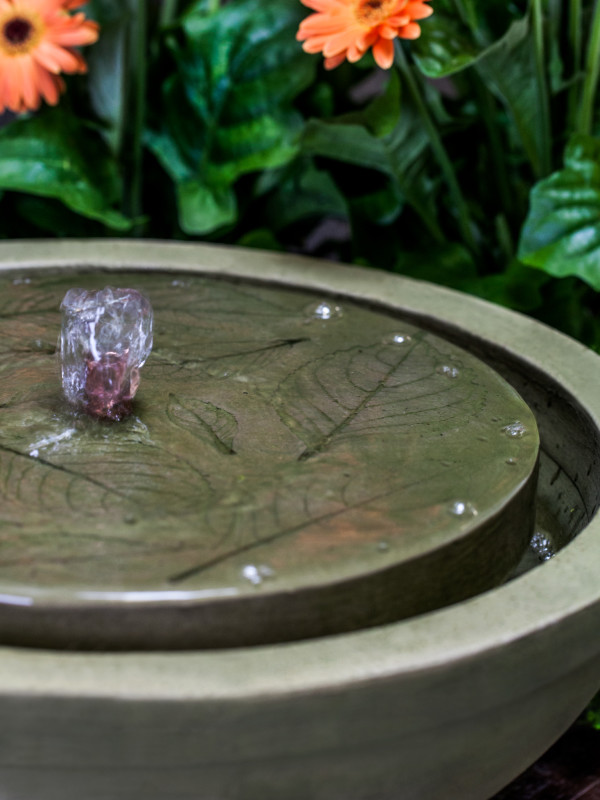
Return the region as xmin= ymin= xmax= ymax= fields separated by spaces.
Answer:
xmin=394 ymin=41 xmax=479 ymax=256
xmin=578 ymin=0 xmax=600 ymax=136
xmin=472 ymin=74 xmax=514 ymax=231
xmin=567 ymin=0 xmax=582 ymax=130
xmin=160 ymin=0 xmax=178 ymax=28
xmin=126 ymin=0 xmax=147 ymax=235
xmin=531 ymin=0 xmax=552 ymax=175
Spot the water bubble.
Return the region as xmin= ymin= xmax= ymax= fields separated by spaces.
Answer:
xmin=242 ymin=564 xmax=275 ymax=586
xmin=306 ymin=301 xmax=343 ymax=321
xmin=438 ymin=365 xmax=460 ymax=379
xmin=506 ymin=457 xmax=518 ymax=466
xmin=530 ymin=530 xmax=555 ymax=561
xmin=385 ymin=333 xmax=412 ymax=345
xmin=448 ymin=500 xmax=478 ymax=517
xmin=377 ymin=541 xmax=390 ymax=552
xmin=502 ymin=421 xmax=527 ymax=438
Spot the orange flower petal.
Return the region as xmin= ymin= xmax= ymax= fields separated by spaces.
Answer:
xmin=297 ymin=0 xmax=432 ymax=70
xmin=0 ymin=0 xmax=98 ymax=113
xmin=324 ymin=51 xmax=347 ymax=70
xmin=372 ymin=36 xmax=395 ymax=69
xmin=398 ymin=21 xmax=421 ymax=39
xmin=406 ymin=1 xmax=434 ymax=20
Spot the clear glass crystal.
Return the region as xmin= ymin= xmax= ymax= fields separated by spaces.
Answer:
xmin=60 ymin=287 xmax=153 ymax=421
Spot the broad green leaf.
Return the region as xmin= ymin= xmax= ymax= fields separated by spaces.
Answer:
xmin=264 ymin=159 xmax=348 ymax=232
xmin=178 ymin=180 xmax=237 ymax=234
xmin=148 ymin=0 xmax=315 ymax=236
xmin=0 ymin=109 xmax=129 ymax=230
xmin=86 ymin=0 xmax=129 ymax=154
xmin=302 ymin=77 xmax=433 ymax=227
xmin=475 ymin=15 xmax=547 ymax=178
xmin=465 ymin=259 xmax=549 ymax=312
xmin=394 ymin=242 xmax=477 ymax=291
xmin=518 ymin=135 xmax=600 ymax=290
xmin=412 ymin=0 xmax=525 ymax=78
xmin=412 ymin=13 xmax=480 ymax=78
xmin=336 ymin=71 xmax=402 ymax=137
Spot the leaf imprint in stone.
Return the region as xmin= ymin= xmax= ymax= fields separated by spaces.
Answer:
xmin=59 ymin=287 xmax=153 ymax=421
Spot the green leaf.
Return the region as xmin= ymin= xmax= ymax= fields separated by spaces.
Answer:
xmin=301 ymin=77 xmax=434 ymax=230
xmin=518 ymin=134 xmax=600 ymax=290
xmin=412 ymin=0 xmax=524 ymax=78
xmin=412 ymin=12 xmax=480 ymax=78
xmin=178 ymin=180 xmax=237 ymax=234
xmin=586 ymin=692 xmax=600 ymax=730
xmin=394 ymin=242 xmax=478 ymax=291
xmin=86 ymin=0 xmax=129 ymax=154
xmin=148 ymin=0 xmax=315 ymax=236
xmin=0 ymin=109 xmax=129 ymax=230
xmin=475 ymin=15 xmax=547 ymax=179
xmin=265 ymin=159 xmax=348 ymax=232
xmin=336 ymin=71 xmax=402 ymax=137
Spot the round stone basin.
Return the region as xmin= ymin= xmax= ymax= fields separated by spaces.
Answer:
xmin=0 ymin=240 xmax=598 ymax=800
xmin=0 ymin=268 xmax=538 ymax=648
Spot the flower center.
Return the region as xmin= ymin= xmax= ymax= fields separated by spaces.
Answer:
xmin=354 ymin=0 xmax=398 ymax=26
xmin=0 ymin=12 xmax=42 ymax=55
xmin=4 ymin=17 xmax=32 ymax=44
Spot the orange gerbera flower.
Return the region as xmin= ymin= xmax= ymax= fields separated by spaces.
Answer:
xmin=297 ymin=0 xmax=433 ymax=70
xmin=0 ymin=0 xmax=99 ymax=114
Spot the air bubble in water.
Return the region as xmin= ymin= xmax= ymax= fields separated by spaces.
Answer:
xmin=242 ymin=564 xmax=275 ymax=586
xmin=448 ymin=500 xmax=478 ymax=517
xmin=438 ymin=365 xmax=460 ymax=379
xmin=306 ymin=301 xmax=343 ymax=321
xmin=502 ymin=421 xmax=526 ymax=438
xmin=530 ymin=531 xmax=555 ymax=561
xmin=385 ymin=333 xmax=412 ymax=345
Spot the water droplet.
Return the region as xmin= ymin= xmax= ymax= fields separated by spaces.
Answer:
xmin=385 ymin=333 xmax=412 ymax=345
xmin=12 ymin=277 xmax=31 ymax=285
xmin=241 ymin=564 xmax=275 ymax=586
xmin=171 ymin=279 xmax=187 ymax=288
xmin=506 ymin=457 xmax=518 ymax=466
xmin=29 ymin=449 xmax=39 ymax=458
xmin=448 ymin=500 xmax=478 ymax=517
xmin=502 ymin=421 xmax=527 ymax=438
xmin=438 ymin=365 xmax=460 ymax=379
xmin=377 ymin=541 xmax=390 ymax=552
xmin=530 ymin=530 xmax=555 ymax=561
xmin=306 ymin=301 xmax=343 ymax=321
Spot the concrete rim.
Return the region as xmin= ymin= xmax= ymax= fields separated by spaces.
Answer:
xmin=0 ymin=238 xmax=598 ymax=702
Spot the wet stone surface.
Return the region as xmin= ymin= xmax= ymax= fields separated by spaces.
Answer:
xmin=0 ymin=271 xmax=540 ymax=648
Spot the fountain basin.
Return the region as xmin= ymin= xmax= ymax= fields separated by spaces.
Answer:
xmin=0 ymin=239 xmax=598 ymax=800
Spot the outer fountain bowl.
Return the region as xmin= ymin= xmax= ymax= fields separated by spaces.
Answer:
xmin=0 ymin=239 xmax=599 ymax=800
